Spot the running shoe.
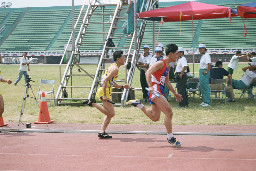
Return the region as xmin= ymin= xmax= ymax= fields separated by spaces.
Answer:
xmin=200 ymin=102 xmax=205 ymax=106
xmin=98 ymin=132 xmax=112 ymax=139
xmin=126 ymin=99 xmax=141 ymax=107
xmin=201 ymin=103 xmax=210 ymax=107
xmin=167 ymin=137 xmax=181 ymax=147
xmin=82 ymin=98 xmax=96 ymax=106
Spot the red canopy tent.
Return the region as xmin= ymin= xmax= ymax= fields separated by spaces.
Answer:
xmin=237 ymin=2 xmax=256 ymax=18
xmin=237 ymin=2 xmax=256 ymax=37
xmin=138 ymin=1 xmax=236 ymax=22
xmin=138 ymin=1 xmax=237 ymax=74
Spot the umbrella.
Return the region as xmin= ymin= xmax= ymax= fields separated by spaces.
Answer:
xmin=138 ymin=1 xmax=237 ymax=74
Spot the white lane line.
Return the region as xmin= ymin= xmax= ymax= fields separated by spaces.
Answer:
xmin=0 ymin=152 xmax=86 ymax=157
xmin=107 ymin=155 xmax=256 ymax=161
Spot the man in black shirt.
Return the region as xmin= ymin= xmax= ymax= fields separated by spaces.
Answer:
xmin=210 ymin=61 xmax=234 ymax=101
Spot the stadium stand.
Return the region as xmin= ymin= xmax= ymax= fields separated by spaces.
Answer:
xmin=0 ymin=0 xmax=255 ymax=52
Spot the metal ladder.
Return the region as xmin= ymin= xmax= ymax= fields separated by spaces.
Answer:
xmin=87 ymin=0 xmax=128 ymax=105
xmin=56 ymin=0 xmax=126 ymax=105
xmin=121 ymin=0 xmax=157 ymax=106
xmin=88 ymin=0 xmax=157 ymax=106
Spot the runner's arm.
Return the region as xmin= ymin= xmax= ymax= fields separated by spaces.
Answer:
xmin=102 ymin=68 xmax=118 ymax=99
xmin=0 ymin=78 xmax=12 ymax=84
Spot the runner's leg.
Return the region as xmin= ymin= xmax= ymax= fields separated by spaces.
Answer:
xmin=141 ymin=103 xmax=161 ymax=122
xmin=152 ymin=96 xmax=173 ymax=134
xmin=93 ymin=101 xmax=115 ymax=133
xmin=0 ymin=95 xmax=4 ymax=117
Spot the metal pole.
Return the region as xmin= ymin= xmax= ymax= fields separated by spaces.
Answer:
xmin=102 ymin=7 xmax=105 ymax=44
xmin=153 ymin=5 xmax=155 ymax=52
xmin=192 ymin=15 xmax=194 ymax=76
xmin=134 ymin=0 xmax=137 ymax=53
xmin=71 ymin=0 xmax=75 ymax=98
xmin=72 ymin=0 xmax=75 ymax=52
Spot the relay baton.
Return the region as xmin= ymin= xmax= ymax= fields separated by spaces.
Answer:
xmin=145 ymin=87 xmax=160 ymax=98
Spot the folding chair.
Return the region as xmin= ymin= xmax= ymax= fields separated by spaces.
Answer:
xmin=235 ymin=85 xmax=253 ymax=101
xmin=210 ymin=79 xmax=227 ymax=103
xmin=186 ymin=77 xmax=201 ymax=98
xmin=37 ymin=79 xmax=56 ymax=106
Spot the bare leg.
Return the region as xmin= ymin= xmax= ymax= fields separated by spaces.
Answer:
xmin=141 ymin=103 xmax=161 ymax=122
xmin=0 ymin=95 xmax=4 ymax=118
xmin=151 ymin=95 xmax=174 ymax=134
xmin=92 ymin=101 xmax=115 ymax=133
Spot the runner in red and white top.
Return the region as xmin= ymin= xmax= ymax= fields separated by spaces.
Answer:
xmin=126 ymin=44 xmax=183 ymax=147
xmin=150 ymin=58 xmax=170 ymax=101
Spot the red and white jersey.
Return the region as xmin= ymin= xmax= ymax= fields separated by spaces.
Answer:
xmin=151 ymin=59 xmax=170 ymax=96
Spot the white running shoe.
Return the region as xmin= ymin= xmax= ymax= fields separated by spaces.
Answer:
xmin=201 ymin=103 xmax=210 ymax=107
xmin=200 ymin=102 xmax=205 ymax=106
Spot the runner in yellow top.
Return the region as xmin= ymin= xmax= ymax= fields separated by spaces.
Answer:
xmin=96 ymin=63 xmax=119 ymax=100
xmin=83 ymin=51 xmax=129 ymax=138
xmin=0 ymin=69 xmax=12 ymax=118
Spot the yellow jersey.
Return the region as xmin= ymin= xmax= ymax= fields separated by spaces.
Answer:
xmin=96 ymin=63 xmax=119 ymax=99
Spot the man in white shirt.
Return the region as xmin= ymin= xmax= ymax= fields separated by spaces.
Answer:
xmin=198 ymin=44 xmax=211 ymax=107
xmin=175 ymin=47 xmax=188 ymax=107
xmin=229 ymin=65 xmax=256 ymax=99
xmin=248 ymin=52 xmax=256 ymax=66
xmin=149 ymin=47 xmax=163 ymax=66
xmin=137 ymin=45 xmax=152 ymax=102
xmin=227 ymin=51 xmax=248 ymax=75
xmin=14 ymin=52 xmax=30 ymax=86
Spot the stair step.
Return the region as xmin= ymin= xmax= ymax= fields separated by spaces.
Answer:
xmin=82 ymin=42 xmax=105 ymax=44
xmin=70 ymin=63 xmax=98 ymax=66
xmin=58 ymin=98 xmax=88 ymax=100
xmin=91 ymin=4 xmax=117 ymax=7
xmin=69 ymin=63 xmax=98 ymax=65
xmin=106 ymin=46 xmax=131 ymax=49
xmin=110 ymin=36 xmax=131 ymax=39
xmin=62 ymin=86 xmax=91 ymax=88
xmin=89 ymin=13 xmax=114 ymax=15
xmin=86 ymin=32 xmax=108 ymax=34
xmin=86 ymin=22 xmax=111 ymax=25
xmin=111 ymin=91 xmax=124 ymax=94
xmin=66 ymin=74 xmax=95 ymax=77
xmin=112 ymin=26 xmax=126 ymax=29
xmin=116 ymin=17 xmax=127 ymax=19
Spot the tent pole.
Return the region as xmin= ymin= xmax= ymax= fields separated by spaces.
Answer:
xmin=153 ymin=6 xmax=155 ymax=52
xmin=134 ymin=0 xmax=137 ymax=54
xmin=192 ymin=15 xmax=195 ymax=76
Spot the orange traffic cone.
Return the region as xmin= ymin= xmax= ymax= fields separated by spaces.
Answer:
xmin=0 ymin=116 xmax=8 ymax=127
xmin=35 ymin=92 xmax=54 ymax=124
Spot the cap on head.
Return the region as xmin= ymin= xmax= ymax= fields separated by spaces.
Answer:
xmin=236 ymin=50 xmax=242 ymax=55
xmin=143 ymin=45 xmax=150 ymax=49
xmin=155 ymin=47 xmax=163 ymax=52
xmin=157 ymin=43 xmax=164 ymax=48
xmin=198 ymin=43 xmax=206 ymax=49
xmin=252 ymin=57 xmax=256 ymax=63
xmin=178 ymin=47 xmax=185 ymax=52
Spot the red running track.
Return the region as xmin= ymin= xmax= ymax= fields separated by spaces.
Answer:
xmin=0 ymin=132 xmax=256 ymax=171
